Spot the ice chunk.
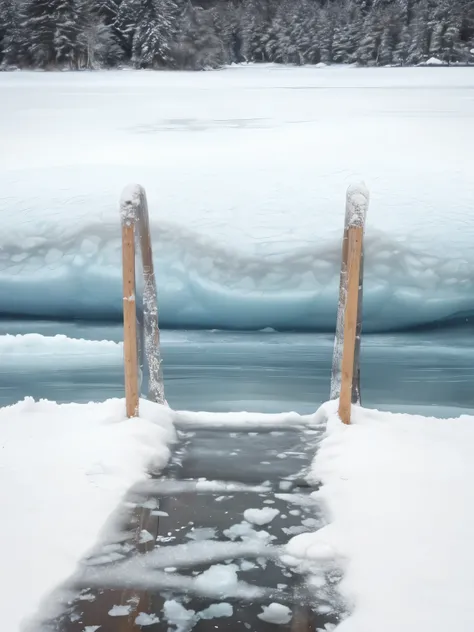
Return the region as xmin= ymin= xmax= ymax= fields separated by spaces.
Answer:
xmin=186 ymin=527 xmax=217 ymax=541
xmin=141 ymin=499 xmax=158 ymax=509
xmin=135 ymin=612 xmax=160 ymax=626
xmin=223 ymin=521 xmax=274 ymax=543
xmin=108 ymin=604 xmax=132 ymax=617
xmin=163 ymin=600 xmax=196 ymax=631
xmin=78 ymin=592 xmax=96 ymax=602
xmin=244 ymin=507 xmax=279 ymax=525
xmin=198 ymin=603 xmax=233 ymax=619
xmin=194 ymin=564 xmax=239 ymax=593
xmin=138 ymin=530 xmax=154 ymax=544
xmin=257 ymin=603 xmax=292 ymax=624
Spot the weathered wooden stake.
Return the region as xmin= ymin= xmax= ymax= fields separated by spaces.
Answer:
xmin=120 ymin=184 xmax=165 ymax=416
xmin=330 ymin=184 xmax=369 ymax=410
xmin=122 ymin=222 xmax=139 ymax=418
xmin=338 ymin=225 xmax=363 ymax=425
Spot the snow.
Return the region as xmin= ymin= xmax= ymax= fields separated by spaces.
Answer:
xmin=108 ymin=604 xmax=132 ymax=617
xmin=425 ymin=57 xmax=445 ymax=65
xmin=197 ymin=603 xmax=233 ymax=619
xmin=258 ymin=603 xmax=293 ymax=624
xmin=135 ymin=612 xmax=160 ymax=626
xmin=194 ymin=564 xmax=239 ymax=593
xmin=175 ymin=409 xmax=318 ymax=428
xmin=163 ymin=600 xmax=232 ymax=631
xmin=0 ymin=334 xmax=121 ymax=367
xmin=0 ymin=397 xmax=175 ymax=632
xmin=1 ymin=66 xmax=473 ymax=332
xmin=85 ymin=539 xmax=273 ymax=577
xmin=163 ymin=600 xmax=196 ymax=631
xmin=244 ymin=507 xmax=280 ymax=525
xmin=138 ymin=529 xmax=155 ymax=544
xmin=223 ymin=522 xmax=274 ymax=543
xmin=294 ymin=400 xmax=474 ymax=632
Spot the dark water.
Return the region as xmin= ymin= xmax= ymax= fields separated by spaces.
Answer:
xmin=40 ymin=424 xmax=336 ymax=632
xmin=1 ymin=320 xmax=473 ymax=416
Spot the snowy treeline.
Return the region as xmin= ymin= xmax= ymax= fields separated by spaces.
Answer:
xmin=1 ymin=0 xmax=473 ymax=70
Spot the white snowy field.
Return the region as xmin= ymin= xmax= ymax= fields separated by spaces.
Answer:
xmin=286 ymin=401 xmax=474 ymax=632
xmin=1 ymin=65 xmax=473 ymax=330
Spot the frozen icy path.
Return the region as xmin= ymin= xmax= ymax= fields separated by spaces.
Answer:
xmin=41 ymin=423 xmax=337 ymax=631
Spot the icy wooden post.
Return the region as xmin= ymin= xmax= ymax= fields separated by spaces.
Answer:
xmin=120 ymin=184 xmax=165 ymax=418
xmin=122 ymin=218 xmax=139 ymax=418
xmin=331 ymin=184 xmax=369 ymax=423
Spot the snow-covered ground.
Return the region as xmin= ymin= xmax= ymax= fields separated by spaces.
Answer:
xmin=1 ymin=65 xmax=473 ymax=330
xmin=0 ymin=397 xmax=175 ymax=632
xmin=287 ymin=401 xmax=474 ymax=632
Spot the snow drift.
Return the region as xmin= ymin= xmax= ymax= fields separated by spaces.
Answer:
xmin=293 ymin=401 xmax=474 ymax=632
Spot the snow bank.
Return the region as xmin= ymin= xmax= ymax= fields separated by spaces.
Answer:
xmin=174 ymin=409 xmax=320 ymax=428
xmin=0 ymin=397 xmax=175 ymax=632
xmin=0 ymin=333 xmax=121 ymax=365
xmin=294 ymin=401 xmax=474 ymax=632
xmin=1 ymin=66 xmax=473 ymax=332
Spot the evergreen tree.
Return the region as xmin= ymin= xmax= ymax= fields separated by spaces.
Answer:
xmin=53 ymin=0 xmax=89 ymax=67
xmin=22 ymin=0 xmax=57 ymax=67
xmin=175 ymin=3 xmax=224 ymax=69
xmin=240 ymin=0 xmax=273 ymax=62
xmin=0 ymin=0 xmax=26 ymax=67
xmin=131 ymin=0 xmax=180 ymax=68
xmin=1 ymin=0 xmax=473 ymax=71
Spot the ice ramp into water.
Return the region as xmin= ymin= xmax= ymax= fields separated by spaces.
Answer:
xmin=39 ymin=417 xmax=340 ymax=632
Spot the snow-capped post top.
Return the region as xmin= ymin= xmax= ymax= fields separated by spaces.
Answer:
xmin=346 ymin=183 xmax=369 ymax=228
xmin=120 ymin=183 xmax=145 ymax=224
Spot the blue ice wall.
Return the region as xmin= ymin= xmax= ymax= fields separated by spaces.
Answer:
xmin=1 ymin=222 xmax=474 ymax=332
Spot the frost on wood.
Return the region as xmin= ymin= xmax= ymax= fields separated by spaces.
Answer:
xmin=330 ymin=183 xmax=369 ymax=402
xmin=120 ymin=183 xmax=143 ymax=225
xmin=120 ymin=183 xmax=165 ymax=405
xmin=346 ymin=183 xmax=369 ymax=228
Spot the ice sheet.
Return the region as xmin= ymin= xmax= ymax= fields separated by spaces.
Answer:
xmin=1 ymin=66 xmax=473 ymax=331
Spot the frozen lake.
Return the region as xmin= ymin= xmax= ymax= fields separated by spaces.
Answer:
xmin=1 ymin=66 xmax=473 ymax=331
xmin=0 ymin=65 xmax=472 ymax=416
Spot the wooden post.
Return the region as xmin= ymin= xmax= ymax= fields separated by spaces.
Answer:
xmin=330 ymin=211 xmax=350 ymax=401
xmin=331 ymin=184 xmax=369 ymax=409
xmin=120 ymin=183 xmax=165 ymax=414
xmin=339 ymin=226 xmax=363 ymax=425
xmin=135 ymin=188 xmax=164 ymax=404
xmin=122 ymin=222 xmax=139 ymax=418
